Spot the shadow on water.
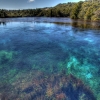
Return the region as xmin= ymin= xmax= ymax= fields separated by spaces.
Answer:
xmin=52 ymin=19 xmax=100 ymax=30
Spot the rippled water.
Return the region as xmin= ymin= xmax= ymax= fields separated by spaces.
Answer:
xmin=0 ymin=17 xmax=100 ymax=100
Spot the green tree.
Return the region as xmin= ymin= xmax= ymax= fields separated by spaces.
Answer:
xmin=70 ymin=1 xmax=83 ymax=19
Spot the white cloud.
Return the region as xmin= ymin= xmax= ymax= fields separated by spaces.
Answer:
xmin=29 ymin=0 xmax=35 ymax=2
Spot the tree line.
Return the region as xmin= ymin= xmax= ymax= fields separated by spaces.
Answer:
xmin=0 ymin=2 xmax=73 ymax=18
xmin=0 ymin=0 xmax=100 ymax=21
xmin=70 ymin=0 xmax=100 ymax=21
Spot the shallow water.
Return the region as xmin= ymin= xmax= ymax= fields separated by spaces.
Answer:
xmin=0 ymin=17 xmax=100 ymax=100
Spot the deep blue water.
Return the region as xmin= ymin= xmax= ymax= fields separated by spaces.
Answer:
xmin=0 ymin=17 xmax=100 ymax=99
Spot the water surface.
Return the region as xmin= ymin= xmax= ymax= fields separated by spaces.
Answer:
xmin=0 ymin=17 xmax=100 ymax=100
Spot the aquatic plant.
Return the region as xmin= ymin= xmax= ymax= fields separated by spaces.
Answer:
xmin=0 ymin=50 xmax=18 ymax=84
xmin=3 ymin=70 xmax=95 ymax=100
xmin=64 ymin=56 xmax=100 ymax=98
xmin=0 ymin=50 xmax=14 ymax=64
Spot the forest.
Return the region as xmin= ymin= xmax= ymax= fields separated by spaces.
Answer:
xmin=0 ymin=0 xmax=100 ymax=21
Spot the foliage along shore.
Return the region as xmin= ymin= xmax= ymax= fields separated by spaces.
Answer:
xmin=0 ymin=0 xmax=100 ymax=21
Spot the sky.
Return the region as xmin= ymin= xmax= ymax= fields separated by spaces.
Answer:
xmin=0 ymin=0 xmax=82 ymax=10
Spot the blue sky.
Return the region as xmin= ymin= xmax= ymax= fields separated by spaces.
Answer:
xmin=0 ymin=0 xmax=82 ymax=10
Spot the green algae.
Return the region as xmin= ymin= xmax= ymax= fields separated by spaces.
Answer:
xmin=0 ymin=51 xmax=13 ymax=64
xmin=29 ymin=54 xmax=99 ymax=98
xmin=62 ymin=56 xmax=99 ymax=98
xmin=0 ymin=51 xmax=14 ymax=73
xmin=7 ymin=69 xmax=18 ymax=83
xmin=0 ymin=50 xmax=18 ymax=84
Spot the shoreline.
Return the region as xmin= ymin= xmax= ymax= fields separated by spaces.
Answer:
xmin=0 ymin=17 xmax=100 ymax=22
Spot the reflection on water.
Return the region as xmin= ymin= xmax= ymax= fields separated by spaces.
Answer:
xmin=0 ymin=22 xmax=6 ymax=26
xmin=0 ymin=18 xmax=100 ymax=100
xmin=71 ymin=20 xmax=100 ymax=30
xmin=1 ymin=17 xmax=100 ymax=30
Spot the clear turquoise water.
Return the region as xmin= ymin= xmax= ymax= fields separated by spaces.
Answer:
xmin=0 ymin=18 xmax=100 ymax=99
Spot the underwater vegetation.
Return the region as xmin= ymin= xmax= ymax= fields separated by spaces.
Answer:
xmin=0 ymin=50 xmax=18 ymax=84
xmin=0 ymin=70 xmax=96 ymax=100
xmin=0 ymin=50 xmax=14 ymax=64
